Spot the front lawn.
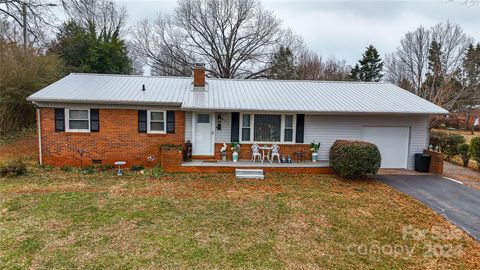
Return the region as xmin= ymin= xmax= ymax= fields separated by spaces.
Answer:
xmin=1 ymin=168 xmax=479 ymax=269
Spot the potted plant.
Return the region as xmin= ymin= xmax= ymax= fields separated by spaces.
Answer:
xmin=310 ymin=141 xmax=320 ymax=162
xmin=230 ymin=142 xmax=241 ymax=162
xmin=220 ymin=143 xmax=227 ymax=161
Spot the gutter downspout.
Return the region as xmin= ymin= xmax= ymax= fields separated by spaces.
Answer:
xmin=36 ymin=106 xmax=43 ymax=165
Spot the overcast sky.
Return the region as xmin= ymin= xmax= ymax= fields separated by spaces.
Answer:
xmin=117 ymin=0 xmax=480 ymax=67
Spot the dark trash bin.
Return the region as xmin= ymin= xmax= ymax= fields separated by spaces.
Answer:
xmin=414 ymin=153 xmax=431 ymax=172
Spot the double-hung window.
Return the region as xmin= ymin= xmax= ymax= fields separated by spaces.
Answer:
xmin=240 ymin=113 xmax=295 ymax=143
xmin=241 ymin=114 xmax=251 ymax=141
xmin=66 ymin=109 xmax=90 ymax=132
xmin=148 ymin=110 xmax=166 ymax=133
xmin=283 ymin=115 xmax=294 ymax=142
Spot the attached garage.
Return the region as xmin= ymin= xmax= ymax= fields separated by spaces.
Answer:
xmin=362 ymin=127 xmax=410 ymax=169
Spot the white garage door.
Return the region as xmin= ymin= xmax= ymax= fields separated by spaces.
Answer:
xmin=362 ymin=127 xmax=410 ymax=169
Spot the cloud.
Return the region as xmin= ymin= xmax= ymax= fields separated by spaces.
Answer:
xmin=120 ymin=0 xmax=480 ymax=65
xmin=264 ymin=1 xmax=480 ymax=64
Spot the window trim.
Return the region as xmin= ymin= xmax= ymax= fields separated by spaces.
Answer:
xmin=239 ymin=113 xmax=296 ymax=144
xmin=65 ymin=108 xmax=90 ymax=132
xmin=283 ymin=115 xmax=295 ymax=142
xmin=147 ymin=110 xmax=166 ymax=134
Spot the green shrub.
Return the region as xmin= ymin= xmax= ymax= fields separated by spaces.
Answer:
xmin=78 ymin=166 xmax=96 ymax=174
xmin=329 ymin=140 xmax=381 ymax=179
xmin=457 ymin=143 xmax=470 ymax=167
xmin=160 ymin=144 xmax=183 ymax=150
xmin=429 ymin=131 xmax=448 ymax=151
xmin=443 ymin=134 xmax=465 ymax=160
xmin=98 ymin=164 xmax=114 ymax=171
xmin=470 ymin=137 xmax=480 ymax=169
xmin=39 ymin=164 xmax=54 ymax=171
xmin=131 ymin=165 xmax=145 ymax=171
xmin=60 ymin=165 xmax=73 ymax=172
xmin=145 ymin=165 xmax=164 ymax=178
xmin=0 ymin=159 xmax=27 ymax=177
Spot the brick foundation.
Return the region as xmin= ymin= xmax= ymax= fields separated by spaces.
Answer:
xmin=39 ymin=108 xmax=185 ymax=167
xmin=161 ymin=143 xmax=330 ymax=174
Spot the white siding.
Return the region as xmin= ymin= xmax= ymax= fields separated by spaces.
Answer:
xmin=185 ymin=111 xmax=231 ymax=143
xmin=186 ymin=112 xmax=430 ymax=169
xmin=215 ymin=112 xmax=231 ymax=143
xmin=304 ymin=115 xmax=429 ymax=169
xmin=185 ymin=111 xmax=192 ymax=141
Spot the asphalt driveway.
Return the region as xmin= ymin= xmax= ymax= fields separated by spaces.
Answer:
xmin=375 ymin=175 xmax=480 ymax=241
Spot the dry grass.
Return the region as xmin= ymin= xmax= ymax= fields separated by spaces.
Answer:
xmin=1 ymin=167 xmax=479 ymax=269
xmin=0 ymin=130 xmax=37 ymax=162
xmin=1 ymin=131 xmax=479 ymax=269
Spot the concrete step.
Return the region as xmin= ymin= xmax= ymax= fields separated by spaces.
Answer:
xmin=235 ymin=169 xmax=264 ymax=179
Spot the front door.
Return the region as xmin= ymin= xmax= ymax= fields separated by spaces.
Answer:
xmin=193 ymin=112 xmax=214 ymax=155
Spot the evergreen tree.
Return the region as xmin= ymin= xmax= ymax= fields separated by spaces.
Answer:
xmin=349 ymin=45 xmax=384 ymax=82
xmin=424 ymin=40 xmax=444 ymax=89
xmin=268 ymin=46 xmax=297 ymax=80
xmin=349 ymin=64 xmax=361 ymax=81
xmin=463 ymin=43 xmax=480 ymax=87
xmin=49 ymin=20 xmax=132 ymax=74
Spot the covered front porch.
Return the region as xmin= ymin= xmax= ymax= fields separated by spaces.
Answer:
xmin=180 ymin=159 xmax=333 ymax=174
xmin=183 ymin=159 xmax=329 ymax=168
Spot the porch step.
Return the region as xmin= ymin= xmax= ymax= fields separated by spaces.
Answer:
xmin=235 ymin=169 xmax=264 ymax=180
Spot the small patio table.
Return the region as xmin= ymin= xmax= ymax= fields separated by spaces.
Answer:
xmin=259 ymin=145 xmax=272 ymax=163
xmin=294 ymin=151 xmax=306 ymax=163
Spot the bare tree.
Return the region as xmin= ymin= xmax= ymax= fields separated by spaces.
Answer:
xmin=0 ymin=0 xmax=58 ymax=46
xmin=60 ymin=0 xmax=127 ymax=37
xmin=296 ymin=49 xmax=350 ymax=81
xmin=385 ymin=21 xmax=473 ymax=111
xmin=132 ymin=0 xmax=283 ymax=78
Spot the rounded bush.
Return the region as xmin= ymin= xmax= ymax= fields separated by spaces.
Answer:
xmin=0 ymin=158 xmax=27 ymax=177
xmin=470 ymin=137 xmax=480 ymax=168
xmin=457 ymin=143 xmax=470 ymax=167
xmin=443 ymin=134 xmax=465 ymax=160
xmin=429 ymin=131 xmax=448 ymax=151
xmin=329 ymin=140 xmax=381 ymax=179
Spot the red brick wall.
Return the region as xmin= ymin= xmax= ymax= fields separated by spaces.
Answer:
xmin=160 ymin=148 xmax=183 ymax=173
xmin=214 ymin=143 xmax=312 ymax=161
xmin=38 ymin=108 xmax=185 ymax=167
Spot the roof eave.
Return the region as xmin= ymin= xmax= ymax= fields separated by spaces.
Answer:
xmin=27 ymin=98 xmax=183 ymax=107
xmin=180 ymin=106 xmax=449 ymax=115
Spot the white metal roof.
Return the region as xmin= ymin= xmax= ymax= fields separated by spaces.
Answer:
xmin=27 ymin=73 xmax=189 ymax=105
xmin=28 ymin=73 xmax=448 ymax=114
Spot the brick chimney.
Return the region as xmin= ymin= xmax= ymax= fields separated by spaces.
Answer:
xmin=193 ymin=63 xmax=206 ymax=87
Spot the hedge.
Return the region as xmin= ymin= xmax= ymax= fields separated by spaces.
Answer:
xmin=470 ymin=137 xmax=480 ymax=169
xmin=429 ymin=131 xmax=448 ymax=151
xmin=329 ymin=140 xmax=381 ymax=179
xmin=443 ymin=134 xmax=466 ymax=161
xmin=457 ymin=143 xmax=470 ymax=167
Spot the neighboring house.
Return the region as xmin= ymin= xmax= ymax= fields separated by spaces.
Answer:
xmin=27 ymin=64 xmax=448 ymax=171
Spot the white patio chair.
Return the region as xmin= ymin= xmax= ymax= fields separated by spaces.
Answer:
xmin=251 ymin=144 xmax=262 ymax=163
xmin=271 ymin=144 xmax=280 ymax=163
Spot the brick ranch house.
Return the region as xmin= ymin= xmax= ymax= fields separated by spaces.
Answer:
xmin=27 ymin=64 xmax=448 ymax=173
